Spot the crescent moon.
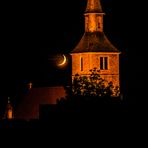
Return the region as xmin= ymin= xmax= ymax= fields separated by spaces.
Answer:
xmin=58 ymin=54 xmax=66 ymax=66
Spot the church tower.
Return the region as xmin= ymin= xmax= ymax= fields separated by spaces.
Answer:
xmin=70 ymin=0 xmax=121 ymax=94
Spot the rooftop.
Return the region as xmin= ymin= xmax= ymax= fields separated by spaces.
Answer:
xmin=71 ymin=32 xmax=119 ymax=53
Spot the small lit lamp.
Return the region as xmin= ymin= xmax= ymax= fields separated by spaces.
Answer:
xmin=6 ymin=97 xmax=13 ymax=119
xmin=28 ymin=82 xmax=33 ymax=90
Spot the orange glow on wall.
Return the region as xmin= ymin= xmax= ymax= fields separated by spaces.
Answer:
xmin=71 ymin=52 xmax=120 ymax=88
xmin=14 ymin=86 xmax=66 ymax=120
xmin=84 ymin=13 xmax=104 ymax=32
xmin=7 ymin=109 xmax=13 ymax=119
xmin=89 ymin=14 xmax=97 ymax=32
xmin=5 ymin=102 xmax=13 ymax=119
xmin=28 ymin=82 xmax=33 ymax=90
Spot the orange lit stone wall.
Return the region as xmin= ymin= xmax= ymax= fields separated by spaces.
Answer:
xmin=85 ymin=13 xmax=103 ymax=32
xmin=71 ymin=52 xmax=120 ymax=87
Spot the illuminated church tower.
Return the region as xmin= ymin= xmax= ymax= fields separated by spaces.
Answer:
xmin=71 ymin=0 xmax=120 ymax=93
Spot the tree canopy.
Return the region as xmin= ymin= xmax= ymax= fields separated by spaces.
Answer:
xmin=70 ymin=67 xmax=120 ymax=97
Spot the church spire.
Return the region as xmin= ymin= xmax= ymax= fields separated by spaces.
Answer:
xmin=85 ymin=0 xmax=103 ymax=13
xmin=84 ymin=0 xmax=105 ymax=33
xmin=71 ymin=0 xmax=119 ymax=53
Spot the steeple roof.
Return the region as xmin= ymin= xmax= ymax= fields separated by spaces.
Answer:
xmin=71 ymin=32 xmax=118 ymax=53
xmin=85 ymin=0 xmax=103 ymax=13
xmin=71 ymin=0 xmax=119 ymax=53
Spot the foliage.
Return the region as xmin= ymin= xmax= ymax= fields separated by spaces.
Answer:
xmin=71 ymin=68 xmax=120 ymax=97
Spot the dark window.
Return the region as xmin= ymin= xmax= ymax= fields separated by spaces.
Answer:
xmin=100 ymin=57 xmax=108 ymax=70
xmin=100 ymin=57 xmax=103 ymax=70
xmin=98 ymin=22 xmax=100 ymax=29
xmin=104 ymin=57 xmax=108 ymax=70
xmin=81 ymin=57 xmax=83 ymax=71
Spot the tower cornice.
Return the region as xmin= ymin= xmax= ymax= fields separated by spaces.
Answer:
xmin=71 ymin=52 xmax=121 ymax=55
xmin=84 ymin=12 xmax=105 ymax=15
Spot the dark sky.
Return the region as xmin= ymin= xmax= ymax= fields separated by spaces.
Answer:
xmin=0 ymin=0 xmax=146 ymax=105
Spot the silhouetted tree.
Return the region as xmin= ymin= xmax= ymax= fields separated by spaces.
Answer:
xmin=71 ymin=68 xmax=120 ymax=97
xmin=56 ymin=68 xmax=120 ymax=106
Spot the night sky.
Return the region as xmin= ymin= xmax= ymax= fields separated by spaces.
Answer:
xmin=0 ymin=0 xmax=146 ymax=108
